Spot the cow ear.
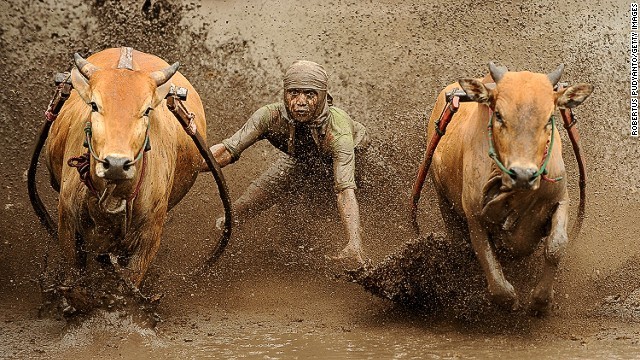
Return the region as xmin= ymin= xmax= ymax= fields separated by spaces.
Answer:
xmin=458 ymin=78 xmax=493 ymax=105
xmin=556 ymin=83 xmax=594 ymax=109
xmin=152 ymin=81 xmax=173 ymax=107
xmin=70 ymin=68 xmax=91 ymax=103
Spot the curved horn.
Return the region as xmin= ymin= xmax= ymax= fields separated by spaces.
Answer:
xmin=73 ymin=53 xmax=99 ymax=79
xmin=489 ymin=61 xmax=508 ymax=83
xmin=150 ymin=62 xmax=180 ymax=87
xmin=547 ymin=63 xmax=565 ymax=86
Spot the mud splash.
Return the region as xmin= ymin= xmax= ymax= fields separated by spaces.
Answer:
xmin=346 ymin=234 xmax=486 ymax=313
xmin=346 ymin=231 xmax=559 ymax=322
xmin=39 ymin=263 xmax=161 ymax=326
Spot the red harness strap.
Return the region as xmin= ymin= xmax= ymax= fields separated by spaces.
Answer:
xmin=560 ymin=107 xmax=586 ymax=235
xmin=410 ymin=95 xmax=460 ymax=235
xmin=67 ymin=153 xmax=100 ymax=198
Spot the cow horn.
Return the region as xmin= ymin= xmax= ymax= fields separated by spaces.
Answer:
xmin=73 ymin=53 xmax=99 ymax=79
xmin=150 ymin=62 xmax=180 ymax=86
xmin=489 ymin=61 xmax=508 ymax=83
xmin=547 ymin=63 xmax=565 ymax=86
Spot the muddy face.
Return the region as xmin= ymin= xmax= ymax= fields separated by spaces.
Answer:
xmin=284 ymin=88 xmax=323 ymax=123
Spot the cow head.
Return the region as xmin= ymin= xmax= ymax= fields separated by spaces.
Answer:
xmin=70 ymin=51 xmax=178 ymax=200
xmin=458 ymin=62 xmax=593 ymax=191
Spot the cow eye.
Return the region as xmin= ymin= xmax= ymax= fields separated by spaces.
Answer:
xmin=494 ymin=112 xmax=504 ymax=124
xmin=89 ymin=102 xmax=99 ymax=112
xmin=144 ymin=107 xmax=153 ymax=117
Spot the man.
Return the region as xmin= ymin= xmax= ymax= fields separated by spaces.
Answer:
xmin=208 ymin=60 xmax=369 ymax=265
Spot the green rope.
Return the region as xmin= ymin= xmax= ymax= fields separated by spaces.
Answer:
xmin=487 ymin=113 xmax=515 ymax=176
xmin=84 ymin=121 xmax=106 ymax=164
xmin=487 ymin=112 xmax=562 ymax=182
xmin=533 ymin=115 xmax=559 ymax=180
xmin=83 ymin=117 xmax=150 ymax=165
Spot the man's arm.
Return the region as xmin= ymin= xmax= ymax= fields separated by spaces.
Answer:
xmin=200 ymin=106 xmax=274 ymax=172
xmin=336 ymin=188 xmax=365 ymax=264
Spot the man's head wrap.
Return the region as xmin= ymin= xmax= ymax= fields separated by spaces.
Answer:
xmin=282 ymin=60 xmax=332 ymax=155
xmin=283 ymin=60 xmax=328 ymax=91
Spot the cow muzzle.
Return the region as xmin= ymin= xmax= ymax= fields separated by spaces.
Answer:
xmin=505 ymin=165 xmax=540 ymax=190
xmin=96 ymin=155 xmax=136 ymax=181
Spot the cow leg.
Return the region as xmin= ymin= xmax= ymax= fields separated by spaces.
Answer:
xmin=530 ymin=196 xmax=569 ymax=314
xmin=57 ymin=203 xmax=97 ymax=314
xmin=58 ymin=204 xmax=81 ymax=280
xmin=436 ymin=193 xmax=469 ymax=242
xmin=75 ymin=231 xmax=88 ymax=270
xmin=468 ymin=218 xmax=519 ymax=310
xmin=123 ymin=209 xmax=167 ymax=287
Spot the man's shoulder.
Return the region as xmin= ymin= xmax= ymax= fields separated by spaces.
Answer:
xmin=326 ymin=106 xmax=369 ymax=149
xmin=328 ymin=106 xmax=360 ymax=134
xmin=328 ymin=106 xmax=352 ymax=121
xmin=258 ymin=102 xmax=285 ymax=116
xmin=262 ymin=102 xmax=285 ymax=111
xmin=253 ymin=103 xmax=286 ymax=125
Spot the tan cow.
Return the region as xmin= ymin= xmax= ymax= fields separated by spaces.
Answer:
xmin=45 ymin=48 xmax=206 ymax=288
xmin=424 ymin=62 xmax=593 ymax=313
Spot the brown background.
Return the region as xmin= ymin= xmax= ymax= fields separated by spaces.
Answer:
xmin=1 ymin=0 xmax=638 ymax=358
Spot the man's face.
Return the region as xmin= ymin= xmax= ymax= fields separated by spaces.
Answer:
xmin=285 ymin=88 xmax=321 ymax=123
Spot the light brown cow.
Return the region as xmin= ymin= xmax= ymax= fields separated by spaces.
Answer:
xmin=45 ymin=48 xmax=206 ymax=287
xmin=424 ymin=63 xmax=593 ymax=313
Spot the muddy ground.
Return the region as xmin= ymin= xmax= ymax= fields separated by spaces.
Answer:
xmin=1 ymin=0 xmax=639 ymax=358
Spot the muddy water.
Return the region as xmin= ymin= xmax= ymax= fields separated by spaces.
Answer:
xmin=1 ymin=0 xmax=640 ymax=358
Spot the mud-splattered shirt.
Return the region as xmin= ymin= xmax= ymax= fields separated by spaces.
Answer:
xmin=222 ymin=102 xmax=368 ymax=192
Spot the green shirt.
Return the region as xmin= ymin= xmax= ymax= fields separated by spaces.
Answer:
xmin=222 ymin=103 xmax=368 ymax=192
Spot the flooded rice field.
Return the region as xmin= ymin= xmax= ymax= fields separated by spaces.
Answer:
xmin=1 ymin=0 xmax=639 ymax=358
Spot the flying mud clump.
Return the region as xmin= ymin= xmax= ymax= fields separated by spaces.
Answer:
xmin=347 ymin=233 xmax=494 ymax=319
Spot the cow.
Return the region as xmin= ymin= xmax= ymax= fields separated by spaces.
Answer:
xmin=421 ymin=62 xmax=593 ymax=313
xmin=45 ymin=47 xmax=207 ymax=291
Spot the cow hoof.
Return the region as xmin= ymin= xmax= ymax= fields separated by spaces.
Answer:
xmin=58 ymin=285 xmax=95 ymax=317
xmin=529 ymin=302 xmax=551 ymax=317
xmin=529 ymin=291 xmax=553 ymax=316
xmin=489 ymin=283 xmax=520 ymax=311
xmin=491 ymin=294 xmax=521 ymax=312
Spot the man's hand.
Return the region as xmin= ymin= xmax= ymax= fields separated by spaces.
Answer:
xmin=200 ymin=143 xmax=233 ymax=172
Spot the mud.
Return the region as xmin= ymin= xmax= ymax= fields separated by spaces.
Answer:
xmin=1 ymin=0 xmax=639 ymax=358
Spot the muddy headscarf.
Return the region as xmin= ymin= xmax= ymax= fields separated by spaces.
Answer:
xmin=283 ymin=60 xmax=333 ymax=154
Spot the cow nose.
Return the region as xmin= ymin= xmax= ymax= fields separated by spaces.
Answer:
xmin=508 ymin=166 xmax=538 ymax=188
xmin=101 ymin=155 xmax=134 ymax=180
